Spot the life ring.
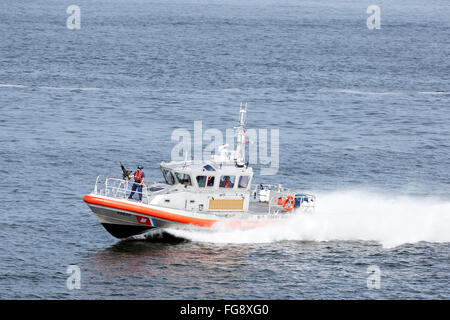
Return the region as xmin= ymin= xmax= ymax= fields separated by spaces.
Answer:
xmin=282 ymin=195 xmax=295 ymax=211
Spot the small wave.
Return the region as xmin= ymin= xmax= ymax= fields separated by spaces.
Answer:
xmin=333 ymin=89 xmax=402 ymax=95
xmin=332 ymin=89 xmax=450 ymax=96
xmin=418 ymin=91 xmax=450 ymax=95
xmin=0 ymin=83 xmax=26 ymax=88
xmin=223 ymin=88 xmax=242 ymax=93
xmin=0 ymin=83 xmax=104 ymax=91
xmin=37 ymin=86 xmax=102 ymax=91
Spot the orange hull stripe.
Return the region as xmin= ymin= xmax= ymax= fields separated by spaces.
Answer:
xmin=83 ymin=195 xmax=217 ymax=227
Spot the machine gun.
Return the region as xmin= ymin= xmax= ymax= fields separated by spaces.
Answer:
xmin=120 ymin=162 xmax=133 ymax=180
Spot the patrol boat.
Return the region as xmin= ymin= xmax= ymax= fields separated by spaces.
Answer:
xmin=83 ymin=104 xmax=316 ymax=239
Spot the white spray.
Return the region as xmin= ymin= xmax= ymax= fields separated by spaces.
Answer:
xmin=165 ymin=190 xmax=450 ymax=248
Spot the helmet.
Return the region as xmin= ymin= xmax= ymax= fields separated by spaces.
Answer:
xmin=137 ymin=165 xmax=144 ymax=169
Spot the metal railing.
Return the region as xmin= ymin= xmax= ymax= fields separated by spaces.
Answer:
xmin=91 ymin=177 xmax=315 ymax=214
xmin=250 ymin=183 xmax=316 ymax=214
xmin=93 ymin=176 xmax=160 ymax=204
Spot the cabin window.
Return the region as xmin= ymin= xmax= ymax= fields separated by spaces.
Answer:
xmin=238 ymin=176 xmax=250 ymax=188
xmin=219 ymin=175 xmax=235 ymax=188
xmin=203 ymin=164 xmax=215 ymax=171
xmin=196 ymin=176 xmax=206 ymax=188
xmin=162 ymin=168 xmax=175 ymax=185
xmin=196 ymin=175 xmax=215 ymax=188
xmin=207 ymin=176 xmax=215 ymax=187
xmin=175 ymin=172 xmax=192 ymax=186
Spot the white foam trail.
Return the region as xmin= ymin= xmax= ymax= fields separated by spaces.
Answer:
xmin=165 ymin=190 xmax=450 ymax=248
xmin=130 ymin=228 xmax=166 ymax=240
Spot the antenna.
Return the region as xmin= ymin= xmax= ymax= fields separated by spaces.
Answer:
xmin=235 ymin=102 xmax=248 ymax=166
xmin=239 ymin=102 xmax=247 ymax=126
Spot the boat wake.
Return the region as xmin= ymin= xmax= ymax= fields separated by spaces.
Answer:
xmin=165 ymin=190 xmax=450 ymax=248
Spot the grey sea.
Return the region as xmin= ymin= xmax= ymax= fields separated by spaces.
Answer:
xmin=0 ymin=0 xmax=449 ymax=299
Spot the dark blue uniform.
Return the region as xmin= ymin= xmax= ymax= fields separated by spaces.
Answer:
xmin=129 ymin=170 xmax=145 ymax=200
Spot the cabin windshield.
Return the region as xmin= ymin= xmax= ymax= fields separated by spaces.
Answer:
xmin=219 ymin=175 xmax=235 ymax=188
xmin=175 ymin=172 xmax=192 ymax=186
xmin=197 ymin=176 xmax=206 ymax=187
xmin=197 ymin=175 xmax=215 ymax=188
xmin=162 ymin=168 xmax=175 ymax=185
xmin=238 ymin=176 xmax=250 ymax=188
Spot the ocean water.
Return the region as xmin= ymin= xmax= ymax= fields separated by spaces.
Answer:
xmin=0 ymin=0 xmax=449 ymax=299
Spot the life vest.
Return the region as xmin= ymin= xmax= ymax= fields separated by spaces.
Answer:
xmin=134 ymin=170 xmax=143 ymax=183
xmin=224 ymin=180 xmax=230 ymax=188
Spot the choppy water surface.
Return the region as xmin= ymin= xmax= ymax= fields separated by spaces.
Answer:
xmin=0 ymin=0 xmax=449 ymax=299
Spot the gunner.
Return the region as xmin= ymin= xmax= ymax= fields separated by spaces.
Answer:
xmin=128 ymin=165 xmax=145 ymax=201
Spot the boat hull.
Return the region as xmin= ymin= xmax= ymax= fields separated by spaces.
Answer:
xmin=84 ymin=194 xmax=281 ymax=239
xmin=101 ymin=223 xmax=154 ymax=239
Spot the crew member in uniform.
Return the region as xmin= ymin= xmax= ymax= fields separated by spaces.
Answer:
xmin=128 ymin=165 xmax=145 ymax=201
